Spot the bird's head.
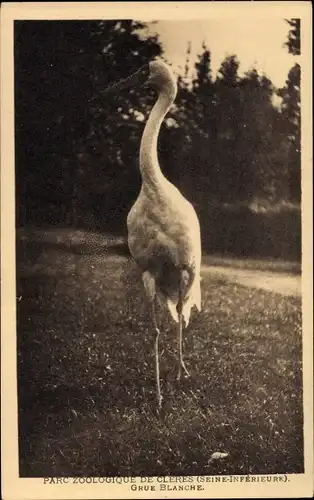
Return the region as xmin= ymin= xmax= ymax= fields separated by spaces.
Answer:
xmin=102 ymin=59 xmax=177 ymax=97
xmin=146 ymin=60 xmax=177 ymax=94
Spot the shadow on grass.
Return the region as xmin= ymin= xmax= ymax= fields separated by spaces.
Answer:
xmin=17 ymin=232 xmax=129 ymax=262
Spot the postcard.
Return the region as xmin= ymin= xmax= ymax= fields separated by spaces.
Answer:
xmin=1 ymin=2 xmax=312 ymax=499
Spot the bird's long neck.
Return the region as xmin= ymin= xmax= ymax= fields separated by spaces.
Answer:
xmin=140 ymin=87 xmax=176 ymax=187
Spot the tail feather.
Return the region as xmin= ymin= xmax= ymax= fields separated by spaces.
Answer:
xmin=166 ymin=277 xmax=201 ymax=327
xmin=166 ymin=298 xmax=191 ymax=327
xmin=167 ymin=299 xmax=179 ymax=323
xmin=193 ymin=278 xmax=202 ymax=312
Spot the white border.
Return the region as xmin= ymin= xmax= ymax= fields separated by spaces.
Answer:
xmin=1 ymin=3 xmax=313 ymax=499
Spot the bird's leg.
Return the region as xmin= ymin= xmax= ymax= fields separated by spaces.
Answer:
xmin=176 ymin=297 xmax=190 ymax=381
xmin=151 ymin=297 xmax=162 ymax=408
xmin=142 ymin=272 xmax=163 ymax=408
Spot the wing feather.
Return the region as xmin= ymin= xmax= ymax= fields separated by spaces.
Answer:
xmin=127 ymin=180 xmax=202 ymax=325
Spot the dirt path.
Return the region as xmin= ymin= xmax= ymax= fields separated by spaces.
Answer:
xmin=202 ymin=265 xmax=301 ymax=297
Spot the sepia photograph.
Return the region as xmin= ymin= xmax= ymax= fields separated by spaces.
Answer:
xmin=1 ymin=2 xmax=313 ymax=499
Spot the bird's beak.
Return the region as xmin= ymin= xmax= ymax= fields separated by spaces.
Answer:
xmin=102 ymin=64 xmax=150 ymax=96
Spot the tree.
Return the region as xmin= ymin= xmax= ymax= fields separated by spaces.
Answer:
xmin=189 ymin=45 xmax=218 ymax=205
xmin=214 ymin=60 xmax=290 ymax=203
xmin=276 ymin=18 xmax=301 ymax=202
xmin=277 ymin=63 xmax=301 ymax=201
xmin=239 ymin=70 xmax=291 ymax=201
xmin=15 ymin=20 xmax=162 ymax=229
xmin=160 ymin=43 xmax=216 ymax=208
xmin=214 ymin=55 xmax=244 ymax=201
xmin=285 ymin=18 xmax=301 ymax=56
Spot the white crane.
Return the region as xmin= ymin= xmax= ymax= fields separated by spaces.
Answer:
xmin=105 ymin=60 xmax=201 ymax=407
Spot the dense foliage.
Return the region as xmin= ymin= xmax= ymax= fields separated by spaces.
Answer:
xmin=15 ymin=19 xmax=301 ymax=237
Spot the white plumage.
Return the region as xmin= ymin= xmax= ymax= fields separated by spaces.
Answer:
xmin=107 ymin=60 xmax=202 ymax=407
xmin=127 ymin=172 xmax=202 ymax=327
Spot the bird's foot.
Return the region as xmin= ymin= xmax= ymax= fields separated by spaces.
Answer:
xmin=177 ymin=361 xmax=190 ymax=381
xmin=157 ymin=394 xmax=163 ymax=410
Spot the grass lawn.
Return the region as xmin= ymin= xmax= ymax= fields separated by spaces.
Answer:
xmin=16 ymin=229 xmax=303 ymax=477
